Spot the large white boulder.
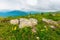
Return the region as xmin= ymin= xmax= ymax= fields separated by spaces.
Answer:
xmin=42 ymin=18 xmax=59 ymax=27
xmin=19 ymin=18 xmax=38 ymax=28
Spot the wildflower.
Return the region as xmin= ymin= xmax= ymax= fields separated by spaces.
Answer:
xmin=12 ymin=26 xmax=17 ymax=30
xmin=36 ymin=37 xmax=40 ymax=40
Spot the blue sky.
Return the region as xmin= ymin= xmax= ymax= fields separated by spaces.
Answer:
xmin=0 ymin=0 xmax=60 ymax=12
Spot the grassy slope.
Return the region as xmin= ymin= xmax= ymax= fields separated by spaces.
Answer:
xmin=0 ymin=13 xmax=60 ymax=40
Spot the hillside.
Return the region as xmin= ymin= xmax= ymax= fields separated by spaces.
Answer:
xmin=0 ymin=12 xmax=60 ymax=40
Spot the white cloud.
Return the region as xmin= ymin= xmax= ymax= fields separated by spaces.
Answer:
xmin=0 ymin=0 xmax=60 ymax=12
xmin=26 ymin=0 xmax=37 ymax=6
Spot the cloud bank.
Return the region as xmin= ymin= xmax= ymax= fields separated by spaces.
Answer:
xmin=0 ymin=0 xmax=60 ymax=12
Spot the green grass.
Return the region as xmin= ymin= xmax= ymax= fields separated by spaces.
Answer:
xmin=0 ymin=13 xmax=60 ymax=40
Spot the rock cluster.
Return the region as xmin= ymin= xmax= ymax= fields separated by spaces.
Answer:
xmin=10 ymin=18 xmax=38 ymax=28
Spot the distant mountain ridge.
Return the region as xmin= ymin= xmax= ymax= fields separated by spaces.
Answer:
xmin=0 ymin=10 xmax=29 ymax=17
xmin=0 ymin=10 xmax=58 ymax=17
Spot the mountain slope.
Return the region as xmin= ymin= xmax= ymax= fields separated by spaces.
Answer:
xmin=0 ymin=10 xmax=28 ymax=17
